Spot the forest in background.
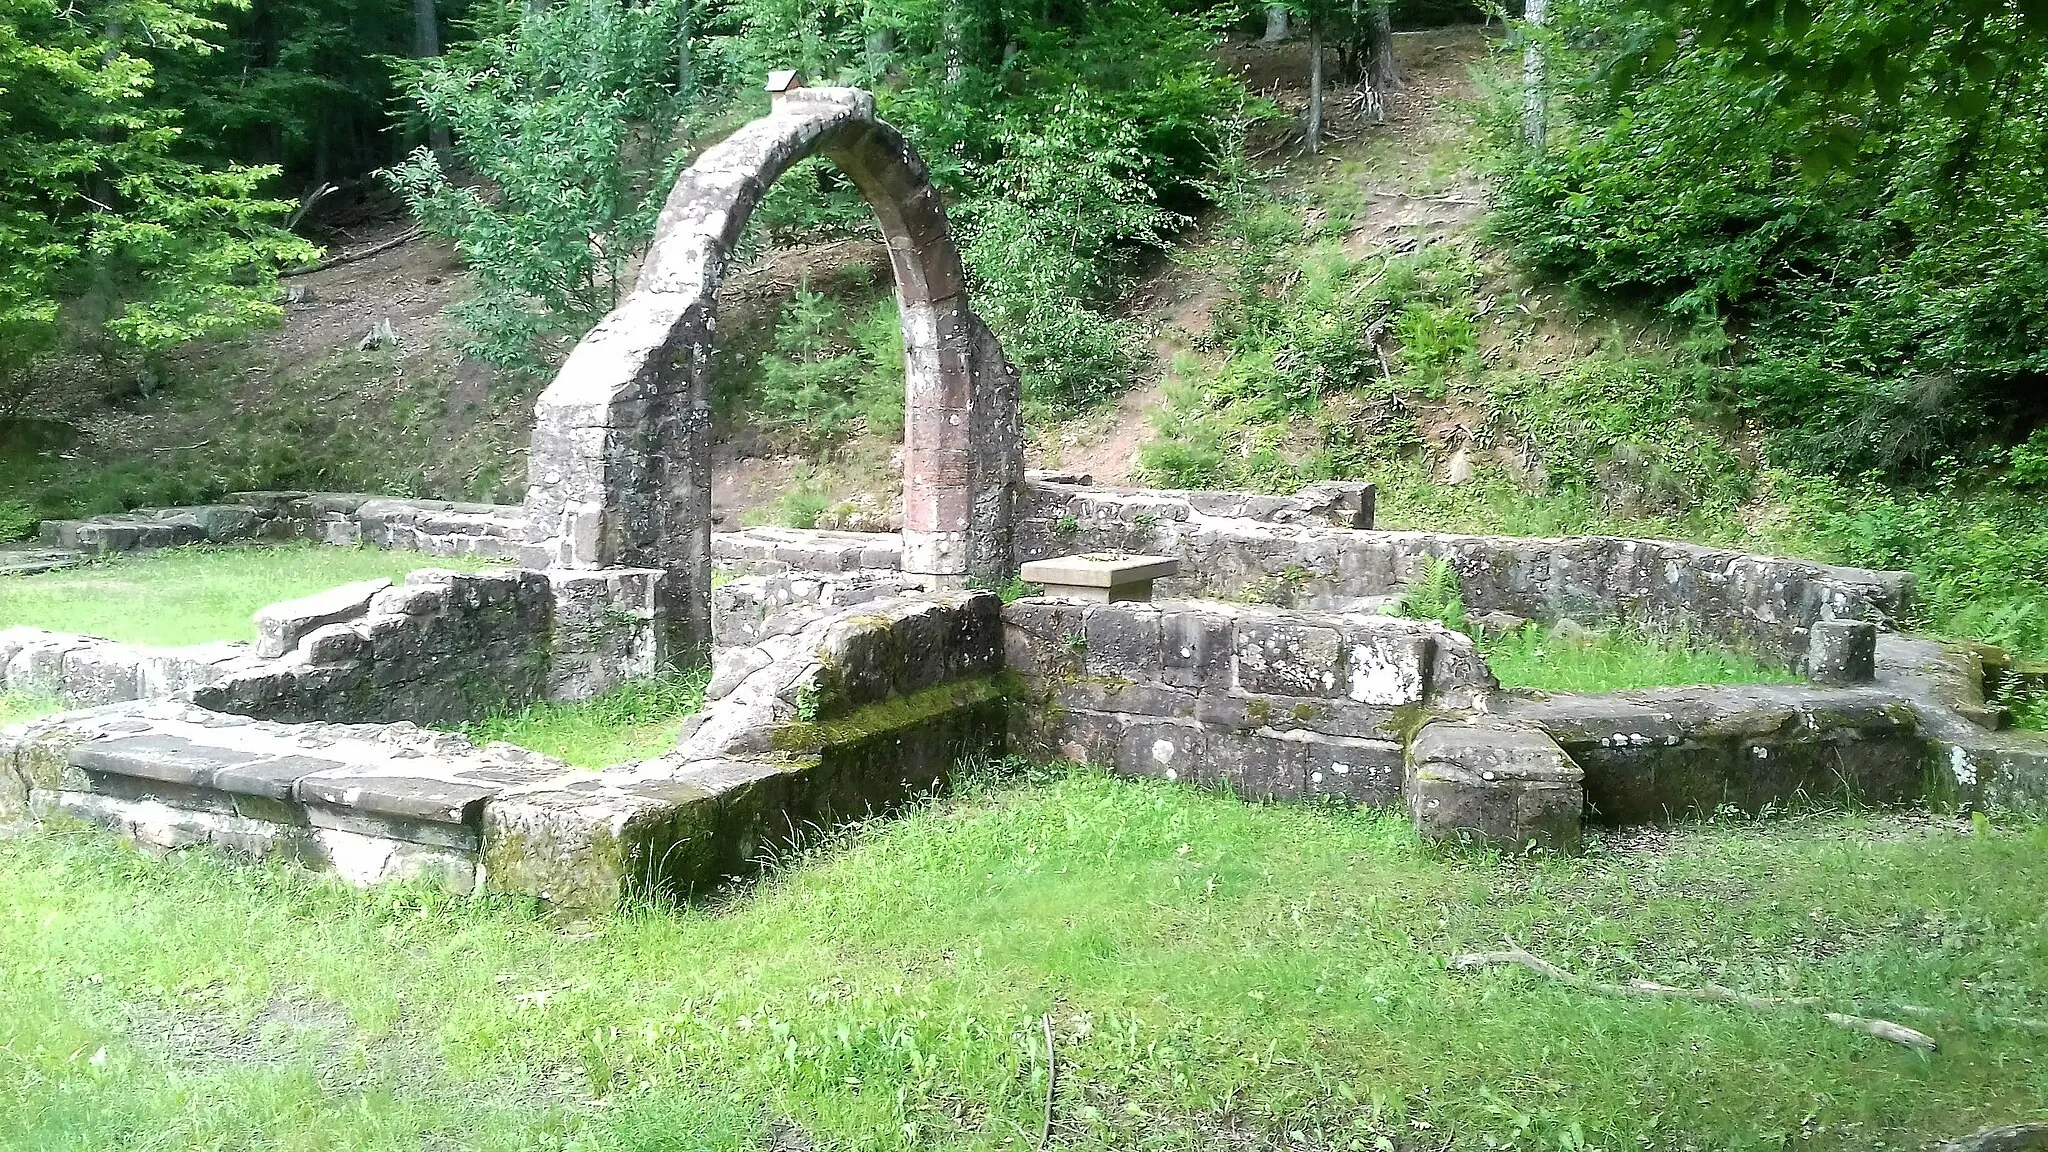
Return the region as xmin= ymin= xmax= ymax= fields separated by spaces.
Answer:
xmin=5 ymin=0 xmax=2048 ymax=656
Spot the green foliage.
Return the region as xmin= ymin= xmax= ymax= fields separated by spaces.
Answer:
xmin=0 ymin=0 xmax=317 ymax=410
xmin=958 ymin=90 xmax=1195 ymax=415
xmin=1482 ymin=623 xmax=1798 ymax=693
xmin=0 ymin=498 xmax=35 ymax=543
xmin=1768 ymin=474 xmax=2048 ymax=661
xmin=1492 ymin=344 xmax=1753 ymax=523
xmin=398 ymin=0 xmax=1256 ymax=404
xmin=462 ymin=667 xmax=709 ymax=766
xmin=1140 ymin=223 xmax=1483 ymax=491
xmin=1493 ymin=0 xmax=2048 ymax=478
xmin=1395 ymin=555 xmax=1468 ymax=630
xmin=0 ymin=691 xmax=61 ymax=728
xmin=389 ymin=0 xmax=702 ymax=371
xmin=747 ymin=283 xmax=904 ymax=446
xmin=148 ymin=0 xmax=423 ymax=182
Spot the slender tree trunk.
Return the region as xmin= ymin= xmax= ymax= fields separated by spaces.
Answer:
xmin=413 ymin=0 xmax=452 ymax=157
xmin=676 ymin=0 xmax=693 ymax=96
xmin=1306 ymin=13 xmax=1325 ymax=153
xmin=944 ymin=0 xmax=967 ymax=87
xmin=1368 ymin=0 xmax=1400 ymax=92
xmin=1522 ymin=0 xmax=1548 ymax=150
xmin=1263 ymin=6 xmax=1291 ymax=42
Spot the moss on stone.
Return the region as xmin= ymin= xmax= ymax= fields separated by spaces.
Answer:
xmin=771 ymin=676 xmax=1009 ymax=754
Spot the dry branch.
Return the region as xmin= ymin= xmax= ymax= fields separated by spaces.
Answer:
xmin=1447 ymin=946 xmax=1938 ymax=1051
xmin=1932 ymin=1124 xmax=2048 ymax=1152
xmin=280 ymin=228 xmax=424 ymax=278
xmin=1038 ymin=1012 xmax=1057 ymax=1151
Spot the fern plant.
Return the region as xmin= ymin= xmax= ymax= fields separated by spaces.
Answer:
xmin=1396 ymin=556 xmax=1468 ymax=631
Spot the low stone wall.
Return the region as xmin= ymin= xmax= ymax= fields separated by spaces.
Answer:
xmin=188 ymin=569 xmax=553 ymax=726
xmin=37 ymin=492 xmax=538 ymax=565
xmin=711 ymin=570 xmax=925 ymax=648
xmin=1504 ymin=686 xmax=1928 ymax=824
xmin=1015 ymin=477 xmax=1913 ymax=670
xmin=2 ymin=568 xmax=663 ymax=716
xmin=489 ymin=593 xmax=1007 ymax=910
xmin=1005 ymin=596 xmax=1492 ymax=805
xmin=6 ymin=592 xmax=1010 ymax=915
xmin=711 ymin=526 xmax=903 ymax=576
xmin=0 ymin=702 xmax=574 ymax=889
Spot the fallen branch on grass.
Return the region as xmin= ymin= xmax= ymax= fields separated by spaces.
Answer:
xmin=279 ymin=228 xmax=424 ymax=278
xmin=1896 ymin=1003 xmax=2048 ymax=1036
xmin=1932 ymin=1124 xmax=2048 ymax=1152
xmin=1038 ymin=1012 xmax=1057 ymax=1151
xmin=1447 ymin=945 xmax=1938 ymax=1051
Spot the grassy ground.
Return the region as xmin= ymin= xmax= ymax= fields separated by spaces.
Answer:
xmin=1 ymin=766 xmax=2041 ymax=1151
xmin=462 ymin=671 xmax=710 ymax=767
xmin=0 ymin=544 xmax=492 ymax=647
xmin=1483 ymin=625 xmax=1798 ymax=694
xmin=0 ymin=691 xmax=61 ymax=728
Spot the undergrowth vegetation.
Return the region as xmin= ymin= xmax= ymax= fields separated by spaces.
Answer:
xmin=2 ymin=769 xmax=2043 ymax=1149
xmin=1132 ymin=41 xmax=2048 ymax=664
xmin=1394 ymin=556 xmax=1793 ymax=692
xmin=394 ymin=0 xmax=1262 ymax=418
xmin=0 ymin=545 xmax=490 ymax=648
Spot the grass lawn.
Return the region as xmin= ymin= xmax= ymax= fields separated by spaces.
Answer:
xmin=3 ymin=765 xmax=2042 ymax=1151
xmin=462 ymin=671 xmax=710 ymax=767
xmin=0 ymin=544 xmax=493 ymax=648
xmin=1482 ymin=624 xmax=1800 ymax=694
xmin=0 ymin=691 xmax=62 ymax=728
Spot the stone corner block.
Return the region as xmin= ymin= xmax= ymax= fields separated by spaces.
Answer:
xmin=253 ymin=578 xmax=391 ymax=658
xmin=1407 ymin=720 xmax=1584 ymax=853
xmin=1806 ymin=618 xmax=1877 ymax=686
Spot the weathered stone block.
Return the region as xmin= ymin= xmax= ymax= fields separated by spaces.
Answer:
xmin=254 ymin=578 xmax=390 ymax=658
xmin=1159 ymin=608 xmax=1231 ymax=688
xmin=1001 ymin=599 xmax=1085 ymax=680
xmin=1234 ymin=618 xmax=1344 ymax=698
xmin=1082 ymin=602 xmax=1163 ymax=677
xmin=1407 ymin=721 xmax=1584 ymax=852
xmin=1807 ymin=619 xmax=1877 ymax=685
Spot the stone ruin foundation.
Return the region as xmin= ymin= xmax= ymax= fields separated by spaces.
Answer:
xmin=6 ymin=88 xmax=2048 ymax=915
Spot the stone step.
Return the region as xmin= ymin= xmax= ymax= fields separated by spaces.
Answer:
xmin=8 ymin=702 xmax=575 ymax=891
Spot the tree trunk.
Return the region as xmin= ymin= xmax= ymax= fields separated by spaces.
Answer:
xmin=1368 ymin=0 xmax=1400 ymax=92
xmin=1263 ymin=6 xmax=1291 ymax=42
xmin=1306 ymin=14 xmax=1325 ymax=153
xmin=944 ymin=0 xmax=967 ymax=87
xmin=676 ymin=0 xmax=693 ymax=96
xmin=413 ymin=0 xmax=452 ymax=157
xmin=1522 ymin=0 xmax=1548 ymax=150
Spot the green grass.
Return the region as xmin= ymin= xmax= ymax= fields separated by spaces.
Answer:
xmin=0 ymin=544 xmax=492 ymax=648
xmin=0 ymin=691 xmax=63 ymax=728
xmin=462 ymin=671 xmax=711 ymax=767
xmin=1 ymin=768 xmax=2042 ymax=1150
xmin=1483 ymin=624 xmax=1800 ymax=694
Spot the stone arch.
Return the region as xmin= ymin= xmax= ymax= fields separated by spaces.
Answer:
xmin=521 ymin=87 xmax=1021 ymax=660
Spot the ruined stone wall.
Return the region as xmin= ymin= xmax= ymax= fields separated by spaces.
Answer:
xmin=7 ymin=591 xmax=1011 ymax=914
xmin=36 ymin=493 xmax=539 ymax=565
xmin=188 ymin=569 xmax=554 ymax=726
xmin=711 ymin=570 xmax=925 ymax=648
xmin=1016 ymin=478 xmax=1913 ymax=668
xmin=3 ymin=566 xmax=664 ymax=717
xmin=1004 ymin=596 xmax=1493 ymax=805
